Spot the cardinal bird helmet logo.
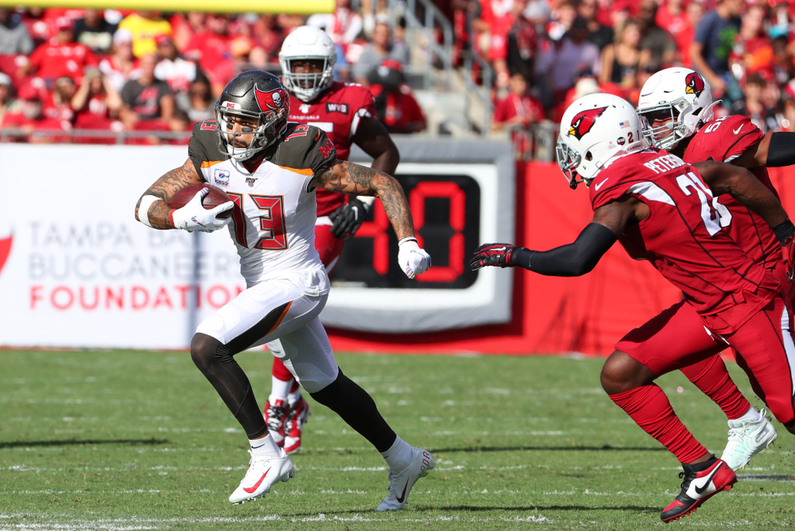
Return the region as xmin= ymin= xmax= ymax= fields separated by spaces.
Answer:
xmin=569 ymin=107 xmax=608 ymax=140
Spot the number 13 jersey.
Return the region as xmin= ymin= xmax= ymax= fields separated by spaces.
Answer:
xmin=188 ymin=120 xmax=338 ymax=293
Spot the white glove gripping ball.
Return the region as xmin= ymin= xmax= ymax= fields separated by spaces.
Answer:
xmin=171 ymin=188 xmax=234 ymax=233
xmin=398 ymin=237 xmax=431 ymax=279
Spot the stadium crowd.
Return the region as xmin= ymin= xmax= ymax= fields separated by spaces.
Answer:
xmin=473 ymin=0 xmax=795 ymax=151
xmin=0 ymin=3 xmax=426 ymax=143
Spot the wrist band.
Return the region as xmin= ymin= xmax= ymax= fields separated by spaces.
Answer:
xmin=398 ymin=237 xmax=418 ymax=246
xmin=138 ymin=195 xmax=162 ymax=228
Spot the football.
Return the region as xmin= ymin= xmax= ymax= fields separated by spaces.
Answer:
xmin=168 ymin=184 xmax=233 ymax=219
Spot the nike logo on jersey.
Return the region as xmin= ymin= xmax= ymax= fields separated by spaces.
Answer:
xmin=243 ymin=468 xmax=272 ymax=493
xmin=733 ymin=125 xmax=743 ymax=135
xmin=693 ymin=463 xmax=722 ymax=495
xmin=594 ymin=178 xmax=609 ymax=190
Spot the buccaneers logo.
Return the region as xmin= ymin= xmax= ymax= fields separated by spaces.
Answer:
xmin=569 ymin=107 xmax=607 ymax=140
xmin=685 ymin=72 xmax=705 ymax=97
xmin=254 ymin=84 xmax=288 ymax=113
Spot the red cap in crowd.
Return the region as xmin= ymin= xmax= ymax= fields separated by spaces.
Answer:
xmin=379 ymin=59 xmax=403 ymax=72
xmin=54 ymin=17 xmax=74 ymax=31
xmin=154 ymin=34 xmax=173 ymax=47
xmin=18 ymin=85 xmax=42 ymax=101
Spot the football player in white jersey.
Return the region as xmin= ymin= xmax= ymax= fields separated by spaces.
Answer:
xmin=262 ymin=25 xmax=402 ymax=455
xmin=134 ymin=70 xmax=433 ymax=509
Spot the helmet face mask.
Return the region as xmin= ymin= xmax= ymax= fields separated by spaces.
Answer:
xmin=637 ymin=68 xmax=715 ymax=150
xmin=214 ymin=71 xmax=289 ymax=161
xmin=556 ymin=93 xmax=646 ymax=189
xmin=279 ymin=26 xmax=336 ymax=102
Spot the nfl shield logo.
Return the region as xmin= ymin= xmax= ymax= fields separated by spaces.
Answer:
xmin=246 ymin=177 xmax=257 ymax=187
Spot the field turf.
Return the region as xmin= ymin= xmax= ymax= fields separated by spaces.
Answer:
xmin=0 ymin=349 xmax=793 ymax=530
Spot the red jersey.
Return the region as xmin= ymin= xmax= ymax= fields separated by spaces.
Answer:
xmin=287 ymin=81 xmax=376 ymax=216
xmin=682 ymin=115 xmax=781 ymax=269
xmin=28 ymin=40 xmax=98 ymax=81
xmin=590 ymin=149 xmax=778 ymax=334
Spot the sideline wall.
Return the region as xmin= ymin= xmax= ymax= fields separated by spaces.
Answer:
xmin=3 ymin=144 xmax=793 ymax=355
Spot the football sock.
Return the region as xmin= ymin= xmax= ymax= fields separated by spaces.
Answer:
xmin=269 ymin=377 xmax=292 ymax=405
xmin=310 ymin=369 xmax=396 ymax=452
xmin=610 ymin=384 xmax=707 ymax=464
xmin=249 ymin=434 xmax=281 ymax=457
xmin=380 ymin=435 xmax=413 ymax=472
xmin=737 ymin=405 xmax=761 ymax=424
xmin=272 ymin=356 xmax=294 ymax=381
xmin=680 ymin=355 xmax=751 ymax=420
xmin=288 ymin=389 xmax=302 ymax=408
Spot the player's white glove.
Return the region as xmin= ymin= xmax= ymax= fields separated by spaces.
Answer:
xmin=171 ymin=188 xmax=234 ymax=233
xmin=398 ymin=237 xmax=431 ymax=279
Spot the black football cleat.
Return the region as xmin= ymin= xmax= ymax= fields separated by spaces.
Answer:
xmin=661 ymin=457 xmax=736 ymax=523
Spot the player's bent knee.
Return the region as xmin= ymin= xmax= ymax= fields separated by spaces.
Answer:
xmin=190 ymin=333 xmax=224 ymax=371
xmin=784 ymin=419 xmax=795 ymax=435
xmin=600 ymin=351 xmax=651 ymax=395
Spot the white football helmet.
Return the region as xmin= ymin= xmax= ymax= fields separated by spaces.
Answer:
xmin=636 ymin=67 xmax=719 ymax=150
xmin=279 ymin=26 xmax=337 ymax=102
xmin=557 ymin=93 xmax=646 ymax=189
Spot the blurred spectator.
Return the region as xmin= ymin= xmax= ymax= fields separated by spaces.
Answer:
xmin=535 ymin=15 xmax=600 ymax=109
xmin=153 ymin=33 xmax=203 ymax=94
xmin=119 ymin=52 xmax=174 ymax=130
xmin=491 ymin=0 xmax=537 ymax=93
xmin=0 ymin=8 xmax=34 ymax=55
xmin=733 ymin=72 xmax=780 ymax=133
xmin=183 ymin=13 xmax=237 ymax=76
xmin=45 ymin=75 xmax=77 ymax=125
xmin=170 ymin=11 xmax=206 ymax=52
xmin=546 ymin=1 xmax=578 ymax=41
xmin=492 ymin=71 xmax=543 ymax=157
xmin=20 ymin=17 xmax=98 ymax=89
xmin=250 ymin=14 xmax=285 ymax=63
xmin=600 ymin=19 xmax=649 ymax=91
xmin=118 ymin=10 xmax=172 ymax=58
xmin=0 ymin=71 xmax=13 ymax=123
xmin=99 ymin=28 xmax=137 ymax=93
xmin=71 ymin=65 xmax=122 ymax=129
xmin=1 ymin=84 xmax=71 ymax=142
xmin=691 ymin=0 xmax=743 ymax=101
xmin=578 ymin=0 xmax=613 ymax=50
xmin=772 ymin=26 xmax=795 ymax=87
xmin=523 ymin=0 xmax=551 ymax=27
xmin=353 ymin=21 xmax=409 ymax=86
xmin=206 ymin=35 xmax=258 ymax=98
xmin=167 ymin=107 xmax=191 ymax=144
xmin=179 ymin=77 xmax=213 ymax=124
xmin=657 ymin=0 xmax=703 ymax=68
xmin=729 ymin=3 xmax=775 ymax=84
xmin=367 ymin=59 xmax=426 ymax=134
xmin=74 ymin=8 xmax=117 ymax=54
xmin=638 ymin=0 xmax=679 ymax=67
xmin=307 ymin=0 xmax=363 ymax=56
xmin=18 ymin=7 xmax=49 ymax=48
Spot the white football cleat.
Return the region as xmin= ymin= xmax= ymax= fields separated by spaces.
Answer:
xmin=721 ymin=408 xmax=778 ymax=471
xmin=377 ymin=447 xmax=434 ymax=511
xmin=229 ymin=448 xmax=295 ymax=505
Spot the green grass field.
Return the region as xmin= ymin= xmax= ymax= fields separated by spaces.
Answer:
xmin=0 ymin=350 xmax=793 ymax=530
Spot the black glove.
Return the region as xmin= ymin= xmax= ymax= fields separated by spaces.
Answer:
xmin=469 ymin=243 xmax=517 ymax=270
xmin=329 ymin=198 xmax=371 ymax=239
xmin=773 ymin=219 xmax=795 ymax=281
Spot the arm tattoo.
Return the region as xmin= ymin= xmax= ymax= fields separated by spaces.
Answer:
xmin=315 ymin=160 xmax=416 ymax=239
xmin=135 ymin=159 xmax=201 ymax=230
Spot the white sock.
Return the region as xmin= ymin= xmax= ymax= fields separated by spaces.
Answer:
xmin=737 ymin=406 xmax=762 ymax=424
xmin=269 ymin=376 xmax=292 ymax=405
xmin=287 ymin=389 xmax=302 ymax=407
xmin=249 ymin=434 xmax=281 ymax=457
xmin=380 ymin=435 xmax=413 ymax=472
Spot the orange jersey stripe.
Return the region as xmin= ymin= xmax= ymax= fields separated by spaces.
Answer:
xmin=266 ymin=301 xmax=293 ymax=336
